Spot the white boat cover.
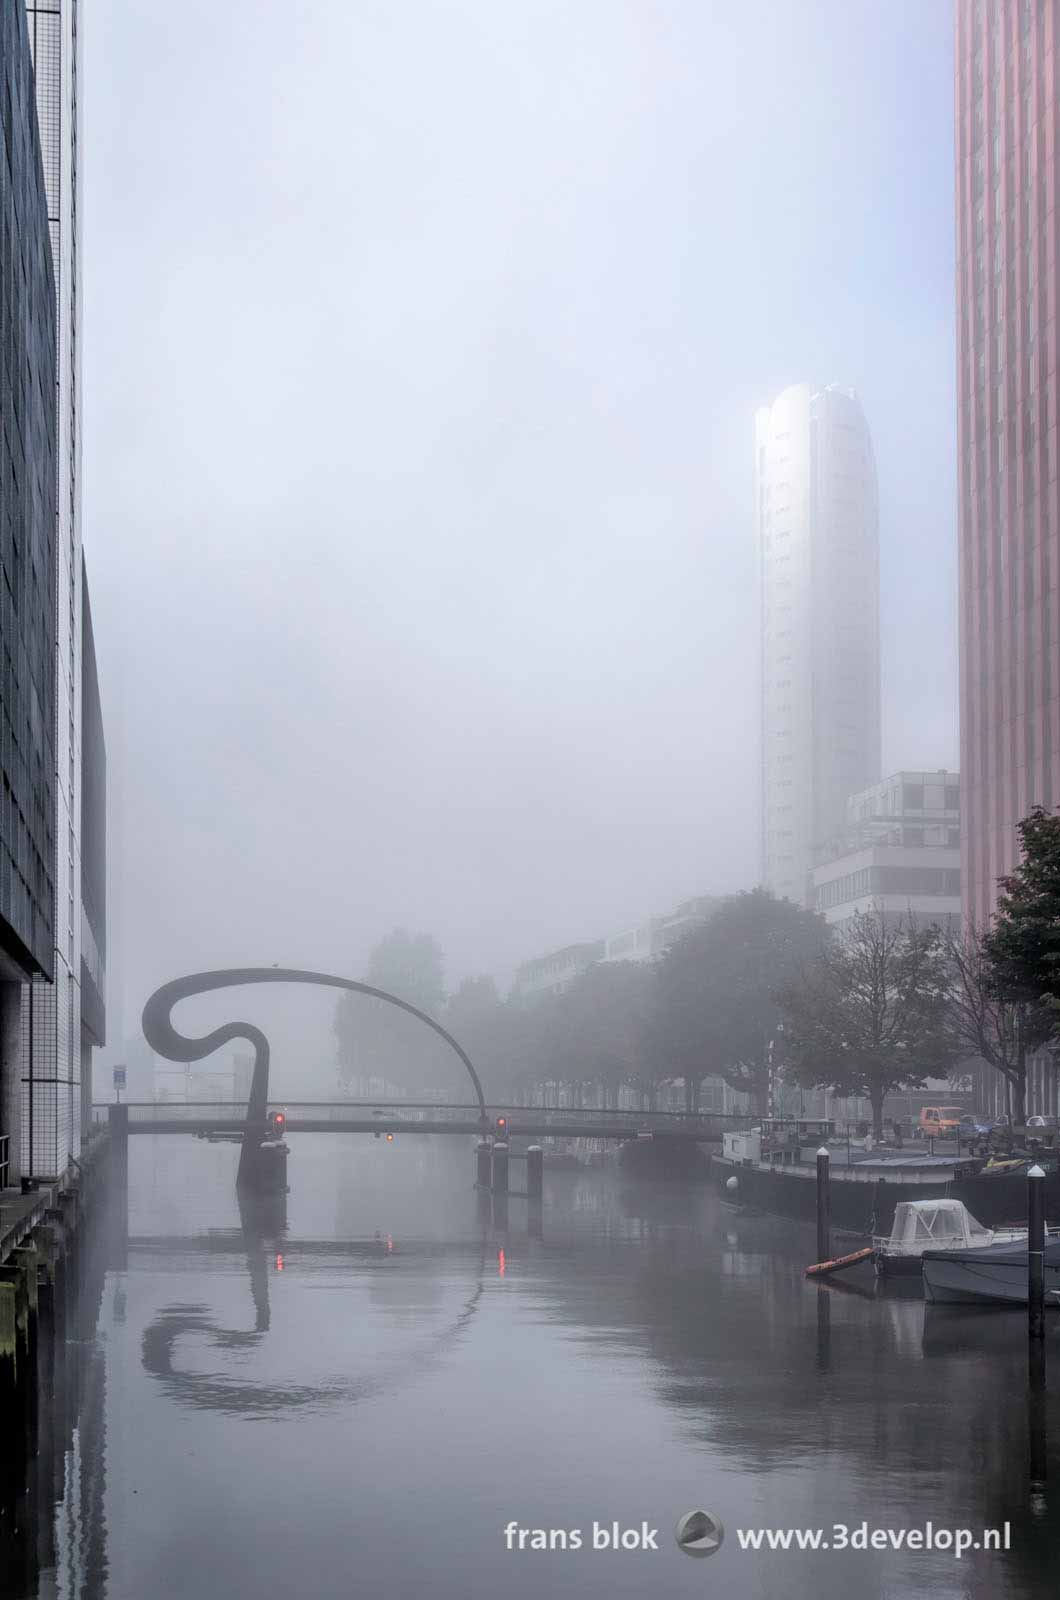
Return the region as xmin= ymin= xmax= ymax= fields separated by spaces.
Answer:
xmin=886 ymin=1199 xmax=991 ymax=1249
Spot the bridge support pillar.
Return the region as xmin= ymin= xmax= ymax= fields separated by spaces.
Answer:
xmin=237 ymin=1139 xmax=288 ymax=1197
xmin=526 ymin=1146 xmax=543 ymax=1202
xmin=491 ymin=1143 xmax=509 ymax=1197
xmin=475 ymin=1140 xmax=491 ymax=1189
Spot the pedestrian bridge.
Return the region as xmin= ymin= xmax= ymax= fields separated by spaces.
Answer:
xmin=137 ymin=967 xmax=747 ymax=1191
xmin=93 ymin=1101 xmax=739 ymax=1143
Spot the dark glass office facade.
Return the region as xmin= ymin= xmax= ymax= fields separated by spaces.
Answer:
xmin=80 ymin=561 xmax=105 ymax=1046
xmin=0 ymin=0 xmax=58 ymax=984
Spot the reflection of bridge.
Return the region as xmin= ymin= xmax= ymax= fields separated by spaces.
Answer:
xmin=94 ymin=1101 xmax=738 ymax=1142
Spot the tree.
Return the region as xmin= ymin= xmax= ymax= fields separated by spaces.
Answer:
xmin=652 ymin=890 xmax=828 ymax=1114
xmin=549 ymin=961 xmax=656 ymax=1109
xmin=777 ymin=908 xmax=952 ymax=1140
xmin=334 ymin=929 xmax=446 ymax=1094
xmin=985 ymin=806 xmax=1060 ymax=1016
xmin=440 ymin=976 xmax=532 ymax=1102
xmin=942 ymin=923 xmax=1055 ymax=1126
xmin=446 ymin=975 xmax=500 ymax=1025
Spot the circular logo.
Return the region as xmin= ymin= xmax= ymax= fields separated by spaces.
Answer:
xmin=675 ymin=1509 xmax=725 ymax=1558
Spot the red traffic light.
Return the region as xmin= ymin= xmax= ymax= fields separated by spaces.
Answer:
xmin=496 ymin=1116 xmax=508 ymax=1133
xmin=386 ymin=1132 xmax=394 ymax=1143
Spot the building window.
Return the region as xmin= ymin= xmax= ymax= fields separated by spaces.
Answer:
xmin=902 ymin=784 xmax=925 ymax=810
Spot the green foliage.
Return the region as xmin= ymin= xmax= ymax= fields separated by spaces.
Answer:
xmin=651 ymin=889 xmax=829 ymax=1112
xmin=985 ymin=807 xmax=1060 ymax=1016
xmin=777 ymin=908 xmax=952 ymax=1137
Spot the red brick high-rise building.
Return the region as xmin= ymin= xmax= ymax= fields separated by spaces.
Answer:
xmin=956 ymin=0 xmax=1060 ymax=929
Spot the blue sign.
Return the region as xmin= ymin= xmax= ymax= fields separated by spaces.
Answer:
xmin=113 ymin=1067 xmax=126 ymax=1089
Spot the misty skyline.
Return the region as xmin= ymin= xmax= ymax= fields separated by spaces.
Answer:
xmin=83 ymin=2 xmax=957 ymax=1080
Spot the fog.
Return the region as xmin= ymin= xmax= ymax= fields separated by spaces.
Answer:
xmin=83 ymin=1 xmax=956 ymax=1090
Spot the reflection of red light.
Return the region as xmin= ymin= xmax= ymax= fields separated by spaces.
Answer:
xmin=498 ymin=1249 xmax=506 ymax=1277
xmin=276 ymin=1253 xmax=284 ymax=1271
xmin=386 ymin=1234 xmax=393 ymax=1253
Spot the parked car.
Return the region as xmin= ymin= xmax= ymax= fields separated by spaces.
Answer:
xmin=917 ymin=1106 xmax=965 ymax=1138
xmin=959 ymin=1112 xmax=997 ymax=1136
xmin=1026 ymin=1115 xmax=1059 ymax=1130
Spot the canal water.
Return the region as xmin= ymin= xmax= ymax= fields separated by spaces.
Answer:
xmin=14 ymin=1134 xmax=1060 ymax=1599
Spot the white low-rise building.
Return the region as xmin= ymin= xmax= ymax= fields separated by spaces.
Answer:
xmin=603 ymin=895 xmax=718 ymax=963
xmin=811 ymin=770 xmax=960 ymax=929
xmin=510 ymin=941 xmax=606 ymax=1003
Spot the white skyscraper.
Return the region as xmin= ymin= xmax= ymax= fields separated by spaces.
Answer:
xmin=755 ymin=383 xmax=881 ymax=907
xmin=22 ymin=0 xmax=85 ymax=1176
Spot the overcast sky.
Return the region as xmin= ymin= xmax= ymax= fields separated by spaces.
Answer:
xmin=84 ymin=1 xmax=956 ymax=1087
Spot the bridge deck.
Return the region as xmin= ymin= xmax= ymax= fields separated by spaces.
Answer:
xmin=95 ymin=1101 xmax=743 ymax=1143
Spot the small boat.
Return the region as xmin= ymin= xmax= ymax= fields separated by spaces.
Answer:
xmin=872 ymin=1199 xmax=1028 ymax=1277
xmin=922 ymin=1237 xmax=1060 ymax=1306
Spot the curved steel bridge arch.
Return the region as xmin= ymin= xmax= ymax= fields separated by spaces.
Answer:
xmin=142 ymin=968 xmax=488 ymax=1185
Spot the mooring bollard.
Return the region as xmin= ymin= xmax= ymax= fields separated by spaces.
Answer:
xmin=1029 ymin=1163 xmax=1046 ymax=1343
xmin=492 ymin=1142 xmax=509 ymax=1197
xmin=476 ymin=1139 xmax=491 ymax=1189
xmin=816 ymin=1147 xmax=831 ymax=1267
xmin=526 ymin=1146 xmax=543 ymax=1202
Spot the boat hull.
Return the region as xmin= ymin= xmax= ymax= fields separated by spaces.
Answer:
xmin=873 ymin=1252 xmax=928 ymax=1278
xmin=712 ymin=1153 xmax=1060 ymax=1235
xmin=923 ymin=1248 xmax=1060 ymax=1306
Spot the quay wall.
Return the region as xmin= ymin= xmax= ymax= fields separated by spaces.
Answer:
xmin=0 ymin=1126 xmax=114 ymax=1584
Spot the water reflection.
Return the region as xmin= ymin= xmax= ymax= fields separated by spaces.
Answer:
xmin=22 ymin=1140 xmax=1060 ymax=1600
xmin=137 ymin=1222 xmax=492 ymax=1419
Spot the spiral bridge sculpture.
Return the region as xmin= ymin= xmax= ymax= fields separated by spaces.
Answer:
xmin=142 ymin=968 xmax=489 ymax=1188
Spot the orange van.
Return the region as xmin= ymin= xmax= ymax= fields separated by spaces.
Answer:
xmin=917 ymin=1106 xmax=964 ymax=1137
